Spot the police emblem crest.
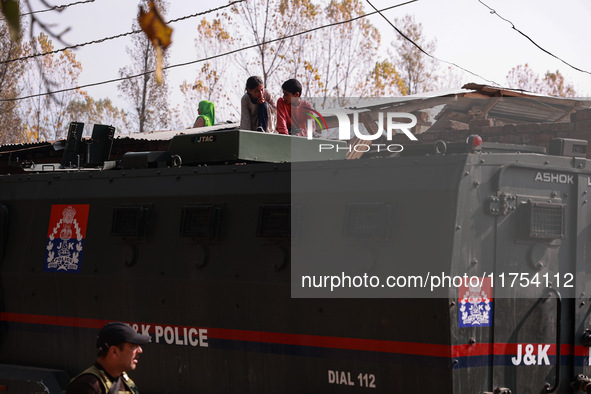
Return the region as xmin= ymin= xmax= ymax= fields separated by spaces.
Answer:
xmin=458 ymin=277 xmax=493 ymax=328
xmin=44 ymin=204 xmax=90 ymax=273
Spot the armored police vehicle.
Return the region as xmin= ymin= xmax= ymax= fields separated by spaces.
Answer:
xmin=0 ymin=116 xmax=590 ymax=393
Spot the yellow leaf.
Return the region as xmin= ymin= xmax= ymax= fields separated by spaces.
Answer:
xmin=138 ymin=1 xmax=173 ymax=84
xmin=138 ymin=1 xmax=173 ymax=49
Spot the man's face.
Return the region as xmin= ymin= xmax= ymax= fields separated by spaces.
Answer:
xmin=282 ymin=89 xmax=300 ymax=106
xmin=118 ymin=342 xmax=143 ymax=371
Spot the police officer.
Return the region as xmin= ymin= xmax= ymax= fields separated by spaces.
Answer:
xmin=67 ymin=322 xmax=151 ymax=394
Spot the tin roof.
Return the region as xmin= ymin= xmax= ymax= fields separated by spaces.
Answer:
xmin=117 ymin=122 xmax=239 ymax=141
xmin=316 ymin=83 xmax=591 ymax=133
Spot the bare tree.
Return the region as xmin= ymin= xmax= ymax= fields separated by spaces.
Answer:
xmin=390 ymin=14 xmax=438 ymax=95
xmin=316 ymin=0 xmax=383 ymax=103
xmin=228 ymin=0 xmax=386 ymax=104
xmin=118 ymin=0 xmax=170 ymax=133
xmin=18 ymin=32 xmax=84 ymax=141
xmin=506 ymin=63 xmax=576 ymax=97
xmin=66 ymin=95 xmax=131 ymax=135
xmin=0 ymin=19 xmax=26 ymax=143
xmin=228 ymin=0 xmax=318 ymax=90
xmin=177 ymin=17 xmax=237 ymax=126
xmin=542 ymin=70 xmax=576 ymax=97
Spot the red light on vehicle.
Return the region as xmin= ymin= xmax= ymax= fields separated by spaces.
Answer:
xmin=467 ymin=135 xmax=483 ymax=150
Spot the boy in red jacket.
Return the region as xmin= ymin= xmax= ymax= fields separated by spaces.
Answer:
xmin=276 ymin=78 xmax=316 ymax=136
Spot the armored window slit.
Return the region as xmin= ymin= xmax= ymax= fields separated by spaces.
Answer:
xmin=112 ymin=206 xmax=150 ymax=238
xmin=257 ymin=204 xmax=290 ymax=238
xmin=344 ymin=203 xmax=392 ymax=240
xmin=180 ymin=205 xmax=222 ymax=239
xmin=519 ymin=201 xmax=565 ymax=240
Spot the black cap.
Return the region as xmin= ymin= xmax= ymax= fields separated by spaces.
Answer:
xmin=96 ymin=322 xmax=151 ymax=350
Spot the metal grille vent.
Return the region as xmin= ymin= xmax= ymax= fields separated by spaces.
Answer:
xmin=180 ymin=205 xmax=222 ymax=239
xmin=112 ymin=206 xmax=150 ymax=238
xmin=257 ymin=204 xmax=290 ymax=238
xmin=345 ymin=203 xmax=392 ymax=239
xmin=521 ymin=202 xmax=565 ymax=239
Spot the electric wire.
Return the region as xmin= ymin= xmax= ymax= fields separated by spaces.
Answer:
xmin=477 ymin=0 xmax=591 ymax=76
xmin=0 ymin=0 xmax=420 ymax=102
xmin=0 ymin=0 xmax=95 ymax=20
xmin=0 ymin=0 xmax=245 ymax=65
xmin=365 ymin=0 xmax=501 ymax=86
xmin=22 ymin=0 xmax=96 ymax=16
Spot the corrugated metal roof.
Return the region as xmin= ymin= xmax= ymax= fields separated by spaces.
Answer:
xmin=118 ymin=123 xmax=239 ymax=141
xmin=316 ymin=84 xmax=591 ymax=131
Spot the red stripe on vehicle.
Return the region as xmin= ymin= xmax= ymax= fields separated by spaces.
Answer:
xmin=2 ymin=312 xmax=584 ymax=359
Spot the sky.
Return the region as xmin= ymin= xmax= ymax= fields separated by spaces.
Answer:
xmin=24 ymin=0 xmax=591 ymax=126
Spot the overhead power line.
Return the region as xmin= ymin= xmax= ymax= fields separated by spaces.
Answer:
xmin=1 ymin=0 xmax=245 ymax=65
xmin=477 ymin=0 xmax=591 ymax=76
xmin=365 ymin=0 xmax=501 ymax=86
xmin=0 ymin=0 xmax=420 ymax=102
xmin=0 ymin=0 xmax=96 ymax=20
xmin=22 ymin=0 xmax=96 ymax=16
xmin=165 ymin=0 xmax=420 ymax=72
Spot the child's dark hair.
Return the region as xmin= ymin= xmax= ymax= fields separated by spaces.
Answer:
xmin=281 ymin=79 xmax=302 ymax=96
xmin=245 ymin=76 xmax=263 ymax=91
